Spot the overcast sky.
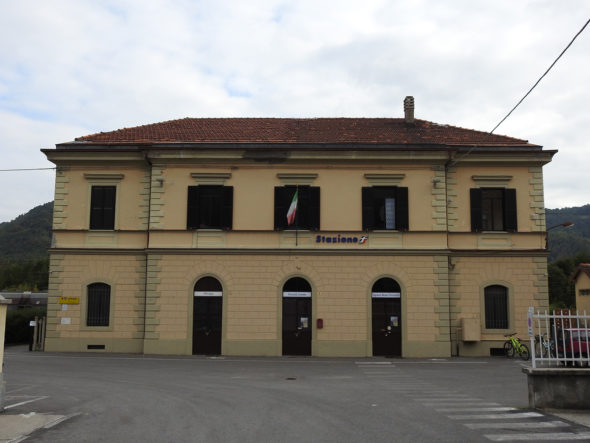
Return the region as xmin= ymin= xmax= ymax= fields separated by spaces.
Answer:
xmin=1 ymin=1 xmax=589 ymax=223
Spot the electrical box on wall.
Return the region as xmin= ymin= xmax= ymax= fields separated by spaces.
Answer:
xmin=461 ymin=318 xmax=481 ymax=342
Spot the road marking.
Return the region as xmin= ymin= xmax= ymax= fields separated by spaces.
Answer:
xmin=449 ymin=412 xmax=543 ymax=420
xmin=425 ymin=402 xmax=500 ymax=407
xmin=485 ymin=432 xmax=590 ymax=441
xmin=466 ymin=421 xmax=569 ymax=430
xmin=414 ymin=394 xmax=479 ymax=402
xmin=393 ymin=361 xmax=487 ymax=364
xmin=355 ymin=362 xmax=392 ymax=365
xmin=436 ymin=407 xmax=517 ymax=412
xmin=4 ymin=396 xmax=49 ymax=410
xmin=44 ymin=412 xmax=81 ymax=429
xmin=366 ymin=374 xmax=400 ymax=378
xmin=419 ymin=398 xmax=481 ymax=403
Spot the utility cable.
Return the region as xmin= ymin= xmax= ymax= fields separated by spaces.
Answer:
xmin=490 ymin=17 xmax=590 ymax=134
xmin=0 ymin=167 xmax=56 ymax=172
xmin=450 ymin=17 xmax=590 ymax=167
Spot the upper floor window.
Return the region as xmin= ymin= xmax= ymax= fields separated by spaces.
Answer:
xmin=274 ymin=186 xmax=320 ymax=231
xmin=90 ymin=186 xmax=116 ymax=230
xmin=470 ymin=188 xmax=517 ymax=232
xmin=362 ymin=186 xmax=409 ymax=231
xmin=484 ymin=285 xmax=508 ymax=329
xmin=187 ymin=186 xmax=233 ymax=230
xmin=87 ymin=283 xmax=111 ymax=327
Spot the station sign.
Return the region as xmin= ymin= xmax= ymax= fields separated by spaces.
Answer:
xmin=282 ymin=291 xmax=312 ymax=298
xmin=371 ymin=292 xmax=401 ymax=298
xmin=194 ymin=291 xmax=222 ymax=297
xmin=315 ymin=235 xmax=368 ymax=244
xmin=59 ymin=296 xmax=80 ymax=304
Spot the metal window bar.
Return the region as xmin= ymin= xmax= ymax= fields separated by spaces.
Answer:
xmin=88 ymin=284 xmax=110 ymax=327
xmin=528 ymin=308 xmax=590 ymax=368
xmin=485 ymin=289 xmax=508 ymax=329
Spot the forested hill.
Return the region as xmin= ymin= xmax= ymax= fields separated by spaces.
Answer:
xmin=0 ymin=202 xmax=53 ymax=262
xmin=546 ymin=204 xmax=590 ymax=262
xmin=0 ymin=201 xmax=588 ymax=263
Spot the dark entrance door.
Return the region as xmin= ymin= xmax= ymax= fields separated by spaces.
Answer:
xmin=371 ymin=278 xmax=402 ymax=357
xmin=193 ymin=277 xmax=223 ymax=355
xmin=282 ymin=277 xmax=312 ymax=356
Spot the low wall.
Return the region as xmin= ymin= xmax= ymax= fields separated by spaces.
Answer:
xmin=523 ymin=367 xmax=590 ymax=409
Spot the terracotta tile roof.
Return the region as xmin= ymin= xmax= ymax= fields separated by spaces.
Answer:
xmin=65 ymin=117 xmax=537 ymax=148
xmin=570 ymin=263 xmax=590 ymax=282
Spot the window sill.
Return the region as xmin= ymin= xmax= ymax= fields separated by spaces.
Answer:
xmin=81 ymin=325 xmax=114 ymax=332
xmin=481 ymin=329 xmax=512 ymax=336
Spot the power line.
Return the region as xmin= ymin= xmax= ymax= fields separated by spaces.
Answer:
xmin=450 ymin=17 xmax=590 ymax=167
xmin=490 ymin=17 xmax=590 ymax=134
xmin=0 ymin=167 xmax=56 ymax=172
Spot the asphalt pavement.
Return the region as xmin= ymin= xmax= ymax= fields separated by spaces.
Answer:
xmin=1 ymin=345 xmax=590 ymax=442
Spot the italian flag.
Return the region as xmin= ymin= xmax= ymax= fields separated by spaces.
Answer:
xmin=286 ymin=188 xmax=298 ymax=225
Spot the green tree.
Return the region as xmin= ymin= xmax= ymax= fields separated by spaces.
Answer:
xmin=548 ymin=251 xmax=590 ymax=310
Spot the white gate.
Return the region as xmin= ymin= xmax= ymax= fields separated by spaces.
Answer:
xmin=527 ymin=307 xmax=590 ymax=368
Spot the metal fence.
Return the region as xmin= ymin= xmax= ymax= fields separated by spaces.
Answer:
xmin=527 ymin=307 xmax=590 ymax=368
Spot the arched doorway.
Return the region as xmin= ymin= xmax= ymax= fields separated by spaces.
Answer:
xmin=371 ymin=277 xmax=402 ymax=357
xmin=282 ymin=277 xmax=312 ymax=356
xmin=193 ymin=276 xmax=223 ymax=355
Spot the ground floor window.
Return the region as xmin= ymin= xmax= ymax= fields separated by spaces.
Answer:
xmin=484 ymin=285 xmax=508 ymax=329
xmin=87 ymin=283 xmax=111 ymax=327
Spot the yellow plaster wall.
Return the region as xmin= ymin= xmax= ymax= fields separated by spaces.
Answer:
xmin=143 ymin=164 xmax=440 ymax=232
xmin=451 ymin=165 xmax=538 ymax=233
xmin=54 ymin=167 xmax=149 ymax=230
xmin=575 ymin=272 xmax=590 ymax=313
xmin=46 ymin=254 xmax=145 ymax=341
xmin=152 ymin=254 xmax=441 ymax=345
xmin=452 ymin=256 xmax=548 ymax=342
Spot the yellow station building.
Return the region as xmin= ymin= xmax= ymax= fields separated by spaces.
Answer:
xmin=42 ymin=98 xmax=555 ymax=357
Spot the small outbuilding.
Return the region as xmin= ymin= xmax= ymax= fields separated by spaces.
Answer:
xmin=570 ymin=263 xmax=590 ymax=314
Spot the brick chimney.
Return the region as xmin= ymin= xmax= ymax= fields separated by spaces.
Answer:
xmin=404 ymin=96 xmax=415 ymax=124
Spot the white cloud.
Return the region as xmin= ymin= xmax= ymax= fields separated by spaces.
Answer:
xmin=1 ymin=0 xmax=590 ymax=221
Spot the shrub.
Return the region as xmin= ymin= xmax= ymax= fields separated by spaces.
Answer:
xmin=4 ymin=307 xmax=47 ymax=344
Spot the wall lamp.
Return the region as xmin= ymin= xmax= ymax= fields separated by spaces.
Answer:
xmin=545 ymin=221 xmax=573 ymax=249
xmin=547 ymin=221 xmax=573 ymax=231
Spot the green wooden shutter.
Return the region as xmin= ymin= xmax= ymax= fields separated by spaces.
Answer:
xmin=503 ymin=188 xmax=517 ymax=232
xmin=470 ymin=188 xmax=482 ymax=232
xmin=187 ymin=186 xmax=200 ymax=229
xmin=395 ymin=187 xmax=409 ymax=231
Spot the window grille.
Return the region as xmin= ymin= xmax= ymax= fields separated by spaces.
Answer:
xmin=87 ymin=283 xmax=111 ymax=327
xmin=484 ymin=285 xmax=508 ymax=329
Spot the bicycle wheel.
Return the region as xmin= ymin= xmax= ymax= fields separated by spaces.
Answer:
xmin=535 ymin=339 xmax=548 ymax=358
xmin=503 ymin=341 xmax=514 ymax=358
xmin=534 ymin=339 xmax=544 ymax=358
xmin=519 ymin=343 xmax=530 ymax=361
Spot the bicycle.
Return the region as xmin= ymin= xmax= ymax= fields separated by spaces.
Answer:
xmin=503 ymin=333 xmax=530 ymax=360
xmin=534 ymin=333 xmax=555 ymax=358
